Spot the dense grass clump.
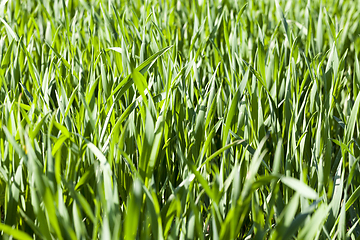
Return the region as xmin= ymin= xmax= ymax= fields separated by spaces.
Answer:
xmin=0 ymin=0 xmax=360 ymax=239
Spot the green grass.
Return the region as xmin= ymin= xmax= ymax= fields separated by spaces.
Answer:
xmin=0 ymin=0 xmax=360 ymax=239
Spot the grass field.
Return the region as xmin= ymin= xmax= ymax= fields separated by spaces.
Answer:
xmin=0 ymin=0 xmax=360 ymax=239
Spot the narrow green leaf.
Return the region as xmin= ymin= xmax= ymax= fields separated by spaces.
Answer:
xmin=281 ymin=177 xmax=319 ymax=199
